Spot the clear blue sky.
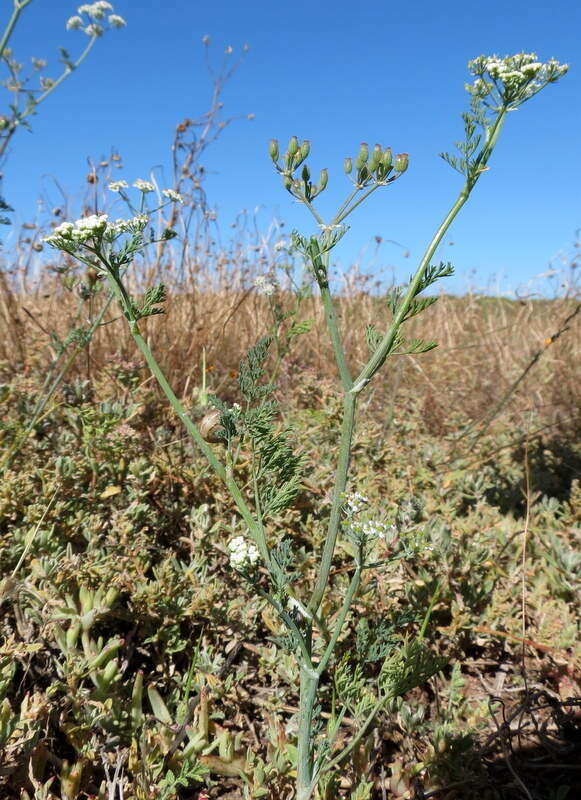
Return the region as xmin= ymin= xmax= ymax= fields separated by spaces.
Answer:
xmin=2 ymin=0 xmax=579 ymax=294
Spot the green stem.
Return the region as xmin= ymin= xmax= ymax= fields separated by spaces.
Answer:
xmin=296 ymin=664 xmax=319 ymax=800
xmin=308 ymin=390 xmax=357 ymax=614
xmin=31 ymin=36 xmax=97 ymax=111
xmin=321 ymin=693 xmax=385 ymax=775
xmin=0 ymin=0 xmax=33 ymax=62
xmin=350 ymin=107 xmax=508 ymax=396
xmin=317 ymin=560 xmax=361 ymax=676
xmin=101 ymin=271 xmax=272 ymax=564
xmin=334 ymin=182 xmax=379 ymax=225
xmin=319 ymin=276 xmax=351 ymax=390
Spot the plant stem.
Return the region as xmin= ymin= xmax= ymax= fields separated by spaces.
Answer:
xmin=317 ymin=561 xmax=361 ymax=675
xmin=308 ymin=390 xmax=357 ymax=615
xmin=351 ymin=107 xmax=507 ymax=396
xmin=0 ymin=0 xmax=33 ymax=63
xmin=296 ymin=663 xmax=319 ymax=800
xmin=319 ymin=278 xmax=351 ymax=390
xmin=101 ymin=271 xmax=273 ymax=564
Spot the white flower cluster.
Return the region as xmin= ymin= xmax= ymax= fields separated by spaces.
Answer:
xmin=344 ymin=491 xmax=369 ymax=515
xmin=358 ymin=519 xmax=391 ymax=541
xmin=133 ymin=179 xmax=155 ymax=193
xmin=44 ymin=213 xmax=148 ymax=249
xmin=108 ymin=180 xmax=128 ymax=192
xmin=273 ymin=239 xmax=288 ymax=252
xmin=228 ymin=536 xmax=260 ymax=570
xmin=254 ymin=275 xmax=276 ymax=296
xmin=466 ymin=52 xmax=568 ymax=107
xmin=162 ymin=188 xmax=184 ymax=203
xmin=67 ymin=3 xmax=126 ymax=35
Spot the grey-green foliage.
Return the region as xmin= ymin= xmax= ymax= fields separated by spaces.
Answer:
xmin=238 ymin=338 xmax=303 ymax=518
xmin=130 ymin=283 xmax=167 ymax=320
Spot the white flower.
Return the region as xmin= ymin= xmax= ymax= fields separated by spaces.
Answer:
xmin=133 ymin=178 xmax=155 ymax=193
xmin=162 ymin=188 xmax=183 ymax=203
xmin=53 ymin=221 xmax=74 ymax=238
xmin=273 ymin=239 xmax=287 ymax=252
xmin=254 ymin=275 xmax=276 ymax=296
xmin=360 ymin=520 xmax=389 ymax=540
xmin=108 ymin=180 xmax=128 ymax=192
xmin=75 ymin=213 xmax=108 ymax=233
xmin=44 ymin=212 xmax=149 ymax=250
xmin=228 ymin=536 xmax=260 ymax=569
xmin=66 ymin=15 xmax=83 ymax=30
xmin=108 ymin=14 xmax=126 ymax=28
xmin=345 ymin=491 xmax=369 ymax=515
xmin=79 ymin=1 xmax=112 ymax=19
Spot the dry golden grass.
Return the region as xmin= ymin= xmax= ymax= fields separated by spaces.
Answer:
xmin=1 ymin=260 xmax=579 ymax=444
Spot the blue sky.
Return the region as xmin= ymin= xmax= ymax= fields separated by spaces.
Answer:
xmin=2 ymin=0 xmax=579 ymax=294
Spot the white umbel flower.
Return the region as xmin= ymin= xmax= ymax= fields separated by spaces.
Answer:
xmin=66 ymin=16 xmax=83 ymax=30
xmin=254 ymin=275 xmax=276 ymax=296
xmin=108 ymin=14 xmax=126 ymax=28
xmin=133 ymin=178 xmax=155 ymax=193
xmin=228 ymin=536 xmax=260 ymax=569
xmin=162 ymin=188 xmax=183 ymax=203
xmin=108 ymin=180 xmax=128 ymax=192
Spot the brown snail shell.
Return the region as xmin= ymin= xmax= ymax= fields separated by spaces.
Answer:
xmin=199 ymin=410 xmax=223 ymax=443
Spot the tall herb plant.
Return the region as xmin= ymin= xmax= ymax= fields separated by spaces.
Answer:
xmin=45 ymin=53 xmax=568 ymax=799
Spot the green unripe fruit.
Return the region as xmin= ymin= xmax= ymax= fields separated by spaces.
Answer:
xmin=269 ymin=138 xmax=279 ymax=162
xmin=302 ymin=164 xmax=310 ymax=182
xmin=355 ymin=142 xmax=369 ymax=170
xmin=300 ymin=140 xmax=310 ymax=160
xmin=369 ymin=143 xmax=382 ymax=170
xmin=394 ymin=152 xmax=409 ymax=173
xmin=319 ymin=168 xmax=328 ymax=190
xmin=344 ymin=157 xmax=353 ymax=174
xmin=287 ymin=136 xmax=299 ymax=156
xmin=382 ymin=147 xmax=393 ymax=169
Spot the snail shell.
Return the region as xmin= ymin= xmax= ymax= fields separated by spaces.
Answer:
xmin=199 ymin=410 xmax=223 ymax=443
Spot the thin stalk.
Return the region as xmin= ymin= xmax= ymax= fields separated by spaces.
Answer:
xmin=321 ymin=693 xmax=385 ymax=774
xmin=308 ymin=390 xmax=357 ymax=614
xmin=100 ymin=269 xmax=272 ymax=564
xmin=331 ymin=184 xmax=361 ymax=224
xmin=319 ymin=277 xmax=351 ymax=390
xmin=317 ymin=561 xmax=361 ymax=676
xmin=296 ymin=665 xmax=319 ymax=800
xmin=351 ymin=107 xmax=508 ymax=395
xmin=334 ymin=182 xmax=379 ymax=225
xmin=0 ymin=0 xmax=33 ymax=62
xmin=0 ymin=31 xmax=98 ymax=162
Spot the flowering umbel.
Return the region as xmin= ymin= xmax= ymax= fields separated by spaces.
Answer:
xmin=465 ymin=53 xmax=568 ymax=109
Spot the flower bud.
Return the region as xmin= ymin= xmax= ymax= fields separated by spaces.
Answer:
xmin=355 ymin=142 xmax=369 ymax=170
xmin=318 ymin=168 xmax=328 ymax=191
xmin=269 ymin=138 xmax=279 ymax=163
xmin=287 ymin=136 xmax=299 ymax=157
xmin=394 ymin=153 xmax=409 ymax=173
xmin=344 ymin=157 xmax=353 ymax=174
xmin=300 ymin=140 xmax=310 ymax=160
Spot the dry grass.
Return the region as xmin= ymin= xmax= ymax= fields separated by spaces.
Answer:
xmin=1 ymin=263 xmax=579 ymax=441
